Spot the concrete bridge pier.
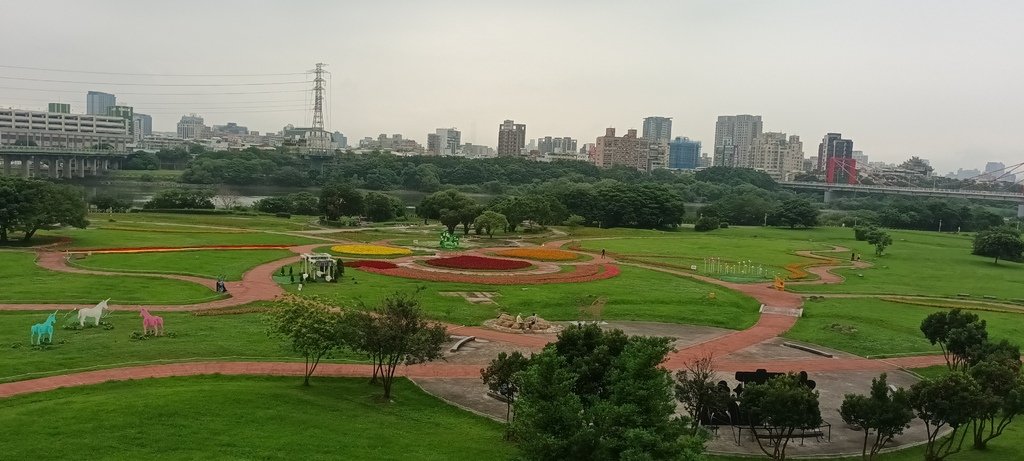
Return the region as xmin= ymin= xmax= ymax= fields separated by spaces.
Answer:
xmin=48 ymin=158 xmax=58 ymax=178
xmin=32 ymin=156 xmax=43 ymax=178
xmin=1 ymin=155 xmax=10 ymax=176
xmin=77 ymin=157 xmax=86 ymax=178
xmin=823 ymin=189 xmax=835 ymax=204
xmin=20 ymin=156 xmax=29 ymax=177
xmin=63 ymin=157 xmax=72 ymax=179
xmin=1018 ymin=204 xmax=1024 ymax=219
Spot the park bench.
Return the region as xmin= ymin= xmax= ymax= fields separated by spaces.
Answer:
xmin=449 ymin=336 xmax=475 ymax=353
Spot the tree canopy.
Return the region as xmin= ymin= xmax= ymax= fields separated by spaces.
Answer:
xmin=0 ymin=177 xmax=89 ymax=243
xmin=972 ymin=226 xmax=1024 ymax=264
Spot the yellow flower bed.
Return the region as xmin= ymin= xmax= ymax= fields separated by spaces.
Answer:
xmin=330 ymin=244 xmax=412 ymax=256
xmin=494 ymin=248 xmax=578 ymax=261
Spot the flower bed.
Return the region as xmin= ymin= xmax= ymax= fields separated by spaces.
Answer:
xmin=494 ymin=248 xmax=578 ymax=261
xmin=346 ymin=260 xmax=399 ymax=270
xmin=425 ymin=255 xmax=531 ymax=271
xmin=358 ymin=262 xmax=620 ymax=285
xmin=329 ymin=244 xmax=412 ymax=256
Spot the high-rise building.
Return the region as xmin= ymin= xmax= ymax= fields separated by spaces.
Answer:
xmin=0 ymin=108 xmax=130 ymax=150
xmin=48 ymin=103 xmax=71 ymax=114
xmin=428 ymin=128 xmax=461 ymax=156
xmin=537 ymin=136 xmax=577 ymax=155
xmin=177 ymin=114 xmax=210 ymax=139
xmin=713 ymin=115 xmax=762 ymax=167
xmin=497 ymin=119 xmax=526 ymax=156
xmin=667 ymin=137 xmax=701 ymax=170
xmin=133 ymin=113 xmax=153 ymax=138
xmin=852 ymin=150 xmax=868 ymax=165
xmin=212 ymin=122 xmax=249 ymax=136
xmin=985 ymin=162 xmax=1005 ymax=174
xmin=106 ymin=105 xmax=135 ymax=141
xmin=745 ymin=132 xmax=804 ymax=180
xmin=86 ymin=91 xmax=116 ymax=116
xmin=594 ymin=128 xmax=647 ymax=171
xmin=331 ymin=131 xmax=348 ymax=149
xmin=642 ymin=116 xmax=672 ymax=144
xmin=818 ymin=132 xmax=856 ymax=184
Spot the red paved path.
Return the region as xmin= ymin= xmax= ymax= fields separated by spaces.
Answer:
xmin=0 ymin=237 xmax=949 ymax=399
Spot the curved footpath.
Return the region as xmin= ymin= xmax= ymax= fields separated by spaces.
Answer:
xmin=0 ymin=238 xmax=945 ymax=399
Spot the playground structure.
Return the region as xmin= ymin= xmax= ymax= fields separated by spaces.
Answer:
xmin=299 ymin=253 xmax=340 ymax=282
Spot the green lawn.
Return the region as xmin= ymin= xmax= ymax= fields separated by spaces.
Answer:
xmin=91 ymin=211 xmax=325 ymax=231
xmin=0 ymin=251 xmax=220 ymax=305
xmin=788 ymin=229 xmax=1024 ymax=300
xmin=0 ymin=376 xmax=517 ymax=460
xmin=72 ymin=249 xmax=294 ymax=281
xmin=784 ymin=298 xmax=1024 ymax=357
xmin=0 ymin=310 xmax=363 ymax=383
xmin=44 ymin=227 xmax=317 ymax=249
xmin=289 ymin=265 xmax=761 ymax=329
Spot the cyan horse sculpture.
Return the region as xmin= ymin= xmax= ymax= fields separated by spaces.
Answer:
xmin=30 ymin=311 xmax=58 ymax=345
xmin=139 ymin=308 xmax=164 ymax=336
xmin=78 ymin=299 xmax=109 ymax=327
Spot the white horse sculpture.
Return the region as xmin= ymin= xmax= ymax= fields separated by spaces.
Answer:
xmin=78 ymin=299 xmax=109 ymax=327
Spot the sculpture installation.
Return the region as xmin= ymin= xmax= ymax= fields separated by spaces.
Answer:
xmin=30 ymin=311 xmax=58 ymax=345
xmin=77 ymin=299 xmax=109 ymax=327
xmin=139 ymin=308 xmax=164 ymax=336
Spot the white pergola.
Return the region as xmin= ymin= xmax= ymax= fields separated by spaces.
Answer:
xmin=300 ymin=253 xmax=338 ymax=281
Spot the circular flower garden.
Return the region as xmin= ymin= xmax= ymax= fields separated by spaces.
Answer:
xmin=345 ymin=260 xmax=399 ymax=269
xmin=493 ymin=248 xmax=579 ymax=261
xmin=329 ymin=244 xmax=412 ymax=256
xmin=425 ymin=255 xmax=532 ymax=271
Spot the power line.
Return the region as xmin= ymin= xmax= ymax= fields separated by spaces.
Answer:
xmin=0 ymin=75 xmax=308 ymax=87
xmin=0 ymin=64 xmax=310 ymax=77
xmin=0 ymin=95 xmax=308 ymax=105
xmin=0 ymin=85 xmax=310 ymax=95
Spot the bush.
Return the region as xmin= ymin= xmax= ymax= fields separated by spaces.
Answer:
xmin=719 ymin=221 xmax=729 ymax=229
xmin=694 ymin=216 xmax=720 ymax=232
xmin=854 ymin=225 xmax=877 ymax=241
xmin=275 ymin=212 xmax=291 ymax=218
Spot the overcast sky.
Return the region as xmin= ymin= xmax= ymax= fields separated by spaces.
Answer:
xmin=2 ymin=0 xmax=1022 ymax=173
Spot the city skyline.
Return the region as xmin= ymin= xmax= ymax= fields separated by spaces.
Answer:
xmin=1 ymin=1 xmax=1023 ymax=173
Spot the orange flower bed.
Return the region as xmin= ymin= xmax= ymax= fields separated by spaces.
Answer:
xmin=784 ymin=263 xmax=809 ymax=280
xmin=494 ymin=248 xmax=579 ymax=261
xmin=358 ymin=263 xmax=620 ymax=285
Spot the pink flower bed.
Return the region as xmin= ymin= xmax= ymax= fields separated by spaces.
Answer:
xmin=425 ymin=255 xmax=532 ymax=271
xmin=347 ymin=260 xmax=399 ymax=269
xmin=358 ymin=263 xmax=620 ymax=285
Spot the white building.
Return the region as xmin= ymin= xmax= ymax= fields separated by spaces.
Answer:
xmin=177 ymin=114 xmax=210 ymax=139
xmin=744 ymin=132 xmax=804 ymax=181
xmin=0 ymin=108 xmax=130 ymax=150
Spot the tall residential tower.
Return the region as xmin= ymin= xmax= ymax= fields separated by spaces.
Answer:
xmin=713 ymin=115 xmax=762 ymax=167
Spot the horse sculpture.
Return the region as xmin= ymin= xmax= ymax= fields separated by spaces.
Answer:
xmin=78 ymin=299 xmax=109 ymax=327
xmin=139 ymin=308 xmax=164 ymax=336
xmin=30 ymin=311 xmax=58 ymax=345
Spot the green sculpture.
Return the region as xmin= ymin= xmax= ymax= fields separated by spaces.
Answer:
xmin=439 ymin=230 xmax=460 ymax=249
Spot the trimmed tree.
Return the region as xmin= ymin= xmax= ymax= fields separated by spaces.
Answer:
xmin=480 ymin=351 xmax=530 ymax=437
xmin=347 ymin=291 xmax=448 ymax=399
xmin=865 ymin=228 xmax=893 ymax=256
xmin=972 ymin=227 xmax=1024 ymax=264
xmin=909 ymin=372 xmax=983 ymax=461
xmin=968 ymin=358 xmax=1024 ymax=449
xmin=839 ymin=373 xmax=914 ymax=460
xmin=266 ymin=296 xmax=345 ymax=386
xmin=473 ymin=210 xmax=509 ymax=238
xmin=740 ymin=374 xmax=823 ymax=460
xmin=920 ymin=309 xmax=988 ymax=372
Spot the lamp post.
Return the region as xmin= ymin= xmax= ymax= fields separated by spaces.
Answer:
xmin=938 ymin=219 xmax=942 ymax=233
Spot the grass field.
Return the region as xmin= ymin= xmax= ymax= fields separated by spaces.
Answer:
xmin=0 ymin=310 xmax=363 ymax=383
xmin=784 ymin=298 xmax=1024 ymax=357
xmin=578 ymin=226 xmax=844 ymax=269
xmin=0 ymin=251 xmax=220 ymax=305
xmin=72 ymin=249 xmax=294 ymax=281
xmin=89 ymin=211 xmax=325 ymax=231
xmin=290 ymin=265 xmax=761 ymax=329
xmin=44 ymin=227 xmax=317 ymax=249
xmin=0 ymin=376 xmax=516 ymax=460
xmin=788 ymin=229 xmax=1024 ymax=300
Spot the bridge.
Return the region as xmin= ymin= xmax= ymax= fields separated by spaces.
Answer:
xmin=778 ymin=181 xmax=1024 ymax=218
xmin=0 ymin=146 xmax=128 ymax=179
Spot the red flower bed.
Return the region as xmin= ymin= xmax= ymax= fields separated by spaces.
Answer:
xmin=347 ymin=260 xmax=399 ymax=270
xmin=425 ymin=255 xmax=531 ymax=271
xmin=358 ymin=263 xmax=620 ymax=285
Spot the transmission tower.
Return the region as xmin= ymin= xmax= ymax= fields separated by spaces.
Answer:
xmin=310 ymin=62 xmax=327 ymax=130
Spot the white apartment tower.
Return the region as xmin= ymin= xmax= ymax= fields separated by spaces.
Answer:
xmin=714 ymin=114 xmax=763 ymax=167
xmin=745 ymin=132 xmax=804 ymax=180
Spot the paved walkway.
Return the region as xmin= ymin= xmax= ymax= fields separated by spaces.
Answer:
xmin=0 ymin=235 xmax=951 ymax=399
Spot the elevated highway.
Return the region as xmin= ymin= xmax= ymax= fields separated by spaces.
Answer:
xmin=778 ymin=181 xmax=1024 ymax=218
xmin=0 ymin=146 xmax=128 ymax=178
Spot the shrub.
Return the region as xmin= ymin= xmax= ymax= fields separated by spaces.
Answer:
xmin=719 ymin=221 xmax=729 ymax=229
xmin=694 ymin=216 xmax=720 ymax=232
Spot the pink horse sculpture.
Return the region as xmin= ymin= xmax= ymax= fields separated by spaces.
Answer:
xmin=139 ymin=308 xmax=164 ymax=336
